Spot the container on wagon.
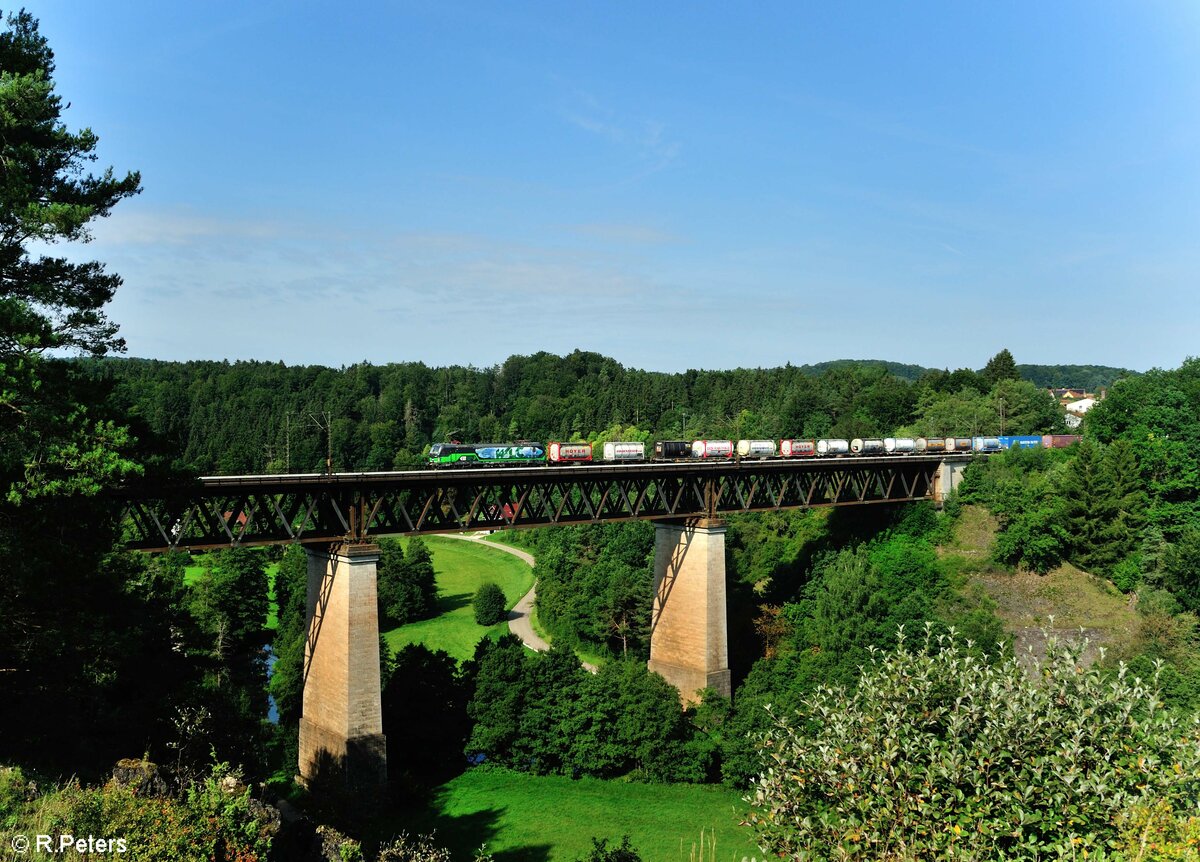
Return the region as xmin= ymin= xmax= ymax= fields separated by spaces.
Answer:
xmin=692 ymin=440 xmax=735 ymax=459
xmin=816 ymin=439 xmax=850 ymax=456
xmin=920 ymin=437 xmax=947 ymax=453
xmin=780 ymin=439 xmax=816 ymax=457
xmin=548 ymin=442 xmax=593 ymax=463
xmin=654 ymin=441 xmax=692 ymax=459
xmin=945 ymin=437 xmax=974 ymax=452
xmin=884 ymin=437 xmax=916 ymax=454
xmin=736 ymin=439 xmax=777 ymax=458
xmin=851 ymin=438 xmax=886 ymax=455
xmin=1042 ymin=434 xmax=1083 ymax=449
xmin=972 ymin=437 xmax=1002 ymax=452
xmin=998 ymin=435 xmax=1042 ymax=449
xmin=602 ymin=441 xmax=646 ymax=461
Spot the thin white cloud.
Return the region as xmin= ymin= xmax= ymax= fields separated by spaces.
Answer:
xmin=560 ymin=87 xmax=681 ymax=173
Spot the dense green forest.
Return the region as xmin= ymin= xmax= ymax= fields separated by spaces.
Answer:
xmin=88 ymin=346 xmax=1078 ymax=476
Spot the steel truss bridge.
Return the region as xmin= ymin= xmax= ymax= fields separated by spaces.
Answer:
xmin=116 ymin=455 xmax=972 ymax=552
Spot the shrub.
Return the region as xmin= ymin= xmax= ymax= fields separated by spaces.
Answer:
xmin=1113 ymin=798 xmax=1200 ymax=861
xmin=377 ymin=830 xmax=493 ymax=861
xmin=473 ymin=582 xmax=507 ymax=626
xmin=19 ymin=762 xmax=273 ymax=861
xmin=574 ymin=836 xmax=643 ymax=862
xmin=746 ymin=625 xmax=1200 ymax=861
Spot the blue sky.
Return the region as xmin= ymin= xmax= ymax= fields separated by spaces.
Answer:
xmin=27 ymin=1 xmax=1200 ymax=372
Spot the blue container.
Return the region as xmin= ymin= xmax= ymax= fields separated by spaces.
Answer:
xmin=998 ymin=435 xmax=1043 ymax=449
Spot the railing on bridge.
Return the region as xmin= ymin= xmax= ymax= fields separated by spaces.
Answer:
xmin=116 ymin=456 xmax=967 ymax=552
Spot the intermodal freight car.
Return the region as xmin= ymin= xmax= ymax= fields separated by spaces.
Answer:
xmin=429 ymin=435 xmax=1081 ymax=467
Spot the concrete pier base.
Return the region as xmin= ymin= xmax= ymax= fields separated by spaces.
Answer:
xmin=935 ymin=461 xmax=968 ymax=504
xmin=647 ymin=519 xmax=731 ymax=704
xmin=298 ymin=543 xmax=386 ymax=797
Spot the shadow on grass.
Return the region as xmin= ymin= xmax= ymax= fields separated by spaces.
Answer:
xmin=438 ymin=591 xmax=474 ymax=613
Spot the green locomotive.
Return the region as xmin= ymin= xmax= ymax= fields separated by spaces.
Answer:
xmin=427 ymin=442 xmax=547 ymax=467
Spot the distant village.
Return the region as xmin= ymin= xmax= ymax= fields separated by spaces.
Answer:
xmin=1051 ymin=387 xmax=1103 ymax=429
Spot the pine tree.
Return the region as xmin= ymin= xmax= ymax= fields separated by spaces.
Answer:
xmin=1106 ymin=439 xmax=1147 ymax=563
xmin=1063 ymin=441 xmax=1122 ymax=574
xmin=0 ymin=10 xmax=142 ymax=502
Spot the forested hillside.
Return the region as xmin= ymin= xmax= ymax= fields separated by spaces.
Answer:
xmin=806 ymin=359 xmax=1134 ymax=388
xmin=1017 ymin=362 xmax=1136 ymax=390
xmin=87 ymin=348 xmax=1067 ymax=475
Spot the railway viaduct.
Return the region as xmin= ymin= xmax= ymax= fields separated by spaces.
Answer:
xmin=117 ymin=455 xmax=970 ymax=797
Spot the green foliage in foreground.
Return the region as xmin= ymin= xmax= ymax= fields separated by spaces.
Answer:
xmin=0 ymin=762 xmax=272 ymax=861
xmin=747 ymin=627 xmax=1200 ymax=861
xmin=387 ymin=766 xmax=757 ymax=862
xmin=466 ymin=636 xmax=713 ymax=782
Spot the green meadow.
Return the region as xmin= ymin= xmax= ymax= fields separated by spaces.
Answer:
xmin=381 ymin=536 xmax=534 ymax=661
xmin=384 ymin=767 xmax=760 ymax=862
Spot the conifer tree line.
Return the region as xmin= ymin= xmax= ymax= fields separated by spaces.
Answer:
xmin=86 ymin=347 xmax=1091 ymax=476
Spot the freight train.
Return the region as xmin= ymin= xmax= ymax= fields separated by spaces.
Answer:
xmin=426 ymin=435 xmax=1082 ymax=467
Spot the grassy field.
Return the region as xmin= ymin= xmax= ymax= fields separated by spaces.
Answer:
xmin=382 ymin=537 xmax=534 ymax=662
xmin=383 ymin=767 xmax=760 ymax=862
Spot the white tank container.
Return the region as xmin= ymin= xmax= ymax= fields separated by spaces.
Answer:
xmin=972 ymin=437 xmax=1002 ymax=452
xmin=780 ymin=439 xmax=816 ymax=457
xmin=817 ymin=439 xmax=849 ymax=456
xmin=885 ymin=437 xmax=916 ymax=454
xmin=602 ymin=441 xmax=645 ymax=461
xmin=915 ymin=438 xmax=928 ymax=452
xmin=736 ymin=439 xmax=777 ymax=458
xmin=692 ymin=440 xmax=734 ymax=459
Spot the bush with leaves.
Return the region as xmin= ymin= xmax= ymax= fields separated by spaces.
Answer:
xmin=1112 ymin=799 xmax=1200 ymax=862
xmin=7 ymin=762 xmax=273 ymax=862
xmin=574 ymin=835 xmax=643 ymax=862
xmin=377 ymin=831 xmax=493 ymax=862
xmin=473 ymin=582 xmax=508 ymax=626
xmin=746 ymin=625 xmax=1200 ymax=861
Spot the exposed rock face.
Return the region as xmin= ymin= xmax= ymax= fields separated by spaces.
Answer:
xmin=109 ymin=758 xmax=168 ymax=797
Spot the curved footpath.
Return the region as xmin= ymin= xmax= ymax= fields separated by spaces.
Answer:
xmin=440 ymin=532 xmax=598 ymax=673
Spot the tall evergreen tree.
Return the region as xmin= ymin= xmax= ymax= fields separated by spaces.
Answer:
xmin=0 ymin=11 xmax=183 ymax=778
xmin=1106 ymin=438 xmax=1147 ymax=563
xmin=982 ymin=348 xmax=1021 ymax=388
xmin=0 ymin=10 xmax=142 ymax=502
xmin=377 ymin=536 xmax=438 ymax=626
xmin=1063 ymin=441 xmax=1122 ymax=574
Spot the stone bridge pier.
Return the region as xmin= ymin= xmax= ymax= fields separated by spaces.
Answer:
xmin=298 ymin=543 xmax=387 ymax=797
xmin=648 ymin=519 xmax=731 ymax=704
xmin=934 ymin=460 xmax=968 ymax=504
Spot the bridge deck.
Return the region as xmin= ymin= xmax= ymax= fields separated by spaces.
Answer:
xmin=117 ymin=454 xmax=974 ymax=552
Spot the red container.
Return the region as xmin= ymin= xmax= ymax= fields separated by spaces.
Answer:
xmin=1041 ymin=435 xmax=1083 ymax=449
xmin=780 ymin=439 xmax=816 ymax=457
